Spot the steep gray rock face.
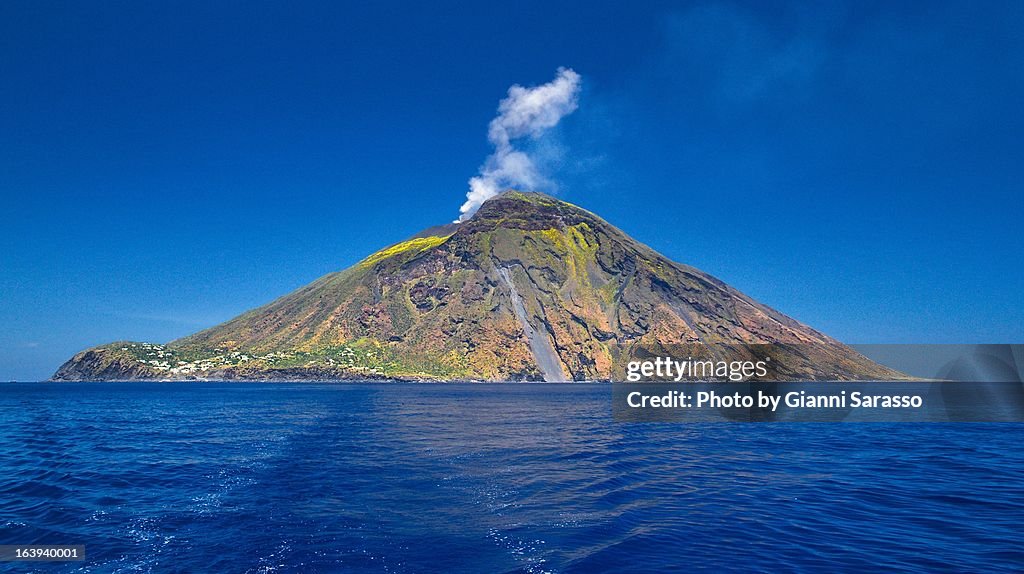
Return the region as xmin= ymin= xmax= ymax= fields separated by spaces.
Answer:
xmin=497 ymin=266 xmax=568 ymax=382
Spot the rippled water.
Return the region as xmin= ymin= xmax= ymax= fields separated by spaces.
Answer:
xmin=1 ymin=383 xmax=1022 ymax=573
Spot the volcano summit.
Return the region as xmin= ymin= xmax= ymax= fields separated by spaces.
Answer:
xmin=53 ymin=192 xmax=900 ymax=382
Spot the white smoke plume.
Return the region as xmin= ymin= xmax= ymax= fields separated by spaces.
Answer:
xmin=457 ymin=68 xmax=581 ymax=221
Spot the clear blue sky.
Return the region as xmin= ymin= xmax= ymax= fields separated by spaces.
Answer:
xmin=2 ymin=1 xmax=1022 ymax=380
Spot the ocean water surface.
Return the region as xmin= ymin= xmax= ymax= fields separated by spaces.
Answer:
xmin=1 ymin=382 xmax=1021 ymax=573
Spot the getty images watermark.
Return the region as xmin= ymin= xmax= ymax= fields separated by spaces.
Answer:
xmin=626 ymin=356 xmax=769 ymax=382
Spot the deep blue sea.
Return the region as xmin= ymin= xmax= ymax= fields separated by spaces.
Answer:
xmin=1 ymin=383 xmax=1022 ymax=573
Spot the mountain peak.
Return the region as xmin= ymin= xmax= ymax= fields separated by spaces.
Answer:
xmin=489 ymin=189 xmax=558 ymax=202
xmin=458 ymin=190 xmax=599 ymax=238
xmin=407 ymin=192 xmax=578 ymax=245
xmin=479 ymin=190 xmax=576 ymax=212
